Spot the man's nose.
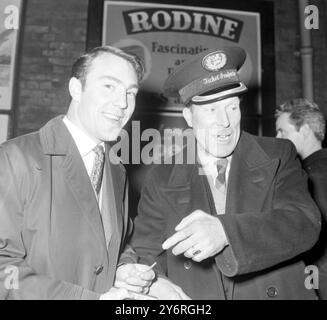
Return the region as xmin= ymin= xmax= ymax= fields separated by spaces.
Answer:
xmin=216 ymin=110 xmax=230 ymax=127
xmin=116 ymin=92 xmax=128 ymax=109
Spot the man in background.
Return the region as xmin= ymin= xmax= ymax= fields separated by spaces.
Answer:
xmin=276 ymin=98 xmax=327 ymax=299
xmin=0 ymin=46 xmax=155 ymax=299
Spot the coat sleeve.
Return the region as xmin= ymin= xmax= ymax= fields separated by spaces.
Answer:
xmin=215 ymin=141 xmax=321 ymax=277
xmin=0 ymin=144 xmax=100 ymax=300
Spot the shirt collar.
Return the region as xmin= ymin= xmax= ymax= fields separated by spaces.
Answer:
xmin=63 ymin=116 xmax=104 ymax=157
xmin=197 ymin=143 xmax=232 ymax=184
xmin=197 ymin=143 xmax=232 ymax=168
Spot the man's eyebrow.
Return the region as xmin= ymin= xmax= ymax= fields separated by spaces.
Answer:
xmin=99 ymin=75 xmax=139 ymax=90
xmin=128 ymin=84 xmax=139 ymax=90
xmin=226 ymin=100 xmax=238 ymax=107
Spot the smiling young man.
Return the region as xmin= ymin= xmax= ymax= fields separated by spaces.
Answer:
xmin=0 ymin=46 xmax=155 ymax=300
xmin=131 ymin=47 xmax=321 ymax=300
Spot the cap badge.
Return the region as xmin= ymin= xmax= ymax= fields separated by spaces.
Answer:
xmin=202 ymin=52 xmax=227 ymax=71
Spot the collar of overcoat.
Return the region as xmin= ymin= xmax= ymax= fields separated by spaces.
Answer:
xmin=163 ymin=131 xmax=280 ymax=219
xmin=38 ymin=115 xmax=126 ymax=255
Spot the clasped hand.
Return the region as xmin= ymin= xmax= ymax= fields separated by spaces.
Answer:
xmin=114 ymin=263 xmax=155 ymax=293
xmin=100 ymin=263 xmax=156 ymax=300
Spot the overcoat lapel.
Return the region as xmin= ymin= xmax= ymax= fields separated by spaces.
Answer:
xmin=223 ymin=132 xmax=280 ymax=299
xmin=105 ymin=146 xmax=126 ymax=241
xmin=226 ymin=132 xmax=280 ymax=215
xmin=104 ymin=150 xmax=126 ymax=287
xmin=163 ymin=162 xmax=227 ymax=299
xmin=164 ymin=164 xmax=198 ymax=223
xmin=40 ymin=116 xmax=107 ymax=252
xmin=164 ymin=132 xmax=280 ymax=217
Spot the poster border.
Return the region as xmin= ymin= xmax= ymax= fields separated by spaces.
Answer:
xmin=0 ymin=0 xmax=26 ymax=140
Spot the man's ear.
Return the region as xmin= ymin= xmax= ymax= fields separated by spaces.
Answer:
xmin=300 ymin=123 xmax=311 ymax=139
xmin=69 ymin=77 xmax=82 ymax=102
xmin=182 ymin=107 xmax=193 ymax=128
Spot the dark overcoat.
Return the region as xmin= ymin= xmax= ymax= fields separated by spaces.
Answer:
xmin=132 ymin=131 xmax=321 ymax=300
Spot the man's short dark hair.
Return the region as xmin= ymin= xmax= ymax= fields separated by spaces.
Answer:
xmin=71 ymin=46 xmax=145 ymax=88
xmin=275 ymin=98 xmax=326 ymax=141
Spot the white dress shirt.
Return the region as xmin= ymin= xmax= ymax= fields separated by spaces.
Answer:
xmin=197 ymin=145 xmax=232 ymax=215
xmin=197 ymin=145 xmax=232 ymax=187
xmin=63 ymin=116 xmax=104 ymax=204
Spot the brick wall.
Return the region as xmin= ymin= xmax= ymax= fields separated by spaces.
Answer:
xmin=272 ymin=0 xmax=327 ymax=116
xmin=15 ymin=0 xmax=88 ymax=135
xmin=273 ymin=0 xmax=302 ymax=104
xmin=13 ymin=0 xmax=327 ymax=136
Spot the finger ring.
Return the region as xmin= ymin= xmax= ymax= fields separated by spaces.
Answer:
xmin=192 ymin=249 xmax=202 ymax=256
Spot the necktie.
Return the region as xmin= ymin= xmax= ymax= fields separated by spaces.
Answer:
xmin=90 ymin=145 xmax=105 ymax=195
xmin=215 ymin=158 xmax=228 ymax=192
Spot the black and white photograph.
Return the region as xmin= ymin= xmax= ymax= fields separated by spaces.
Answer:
xmin=0 ymin=0 xmax=326 ymax=309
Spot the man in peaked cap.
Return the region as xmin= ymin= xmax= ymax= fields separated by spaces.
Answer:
xmin=131 ymin=46 xmax=322 ymax=299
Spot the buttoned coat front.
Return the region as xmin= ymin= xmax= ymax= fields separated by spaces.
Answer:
xmin=0 ymin=116 xmax=136 ymax=299
xmin=132 ymin=131 xmax=321 ymax=300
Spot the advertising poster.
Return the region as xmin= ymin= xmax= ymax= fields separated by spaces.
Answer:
xmin=102 ymin=1 xmax=261 ymax=116
xmin=0 ymin=0 xmax=21 ymax=110
xmin=0 ymin=0 xmax=22 ymax=143
xmin=0 ymin=114 xmax=8 ymax=143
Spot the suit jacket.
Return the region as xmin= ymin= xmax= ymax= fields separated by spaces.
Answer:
xmin=131 ymin=131 xmax=321 ymax=300
xmin=302 ymin=149 xmax=327 ymax=299
xmin=0 ymin=116 xmax=136 ymax=300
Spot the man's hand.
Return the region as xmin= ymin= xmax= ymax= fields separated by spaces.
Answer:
xmin=149 ymin=277 xmax=191 ymax=300
xmin=162 ymin=210 xmax=228 ymax=262
xmin=99 ymin=287 xmax=133 ymax=300
xmin=115 ymin=263 xmax=155 ymax=294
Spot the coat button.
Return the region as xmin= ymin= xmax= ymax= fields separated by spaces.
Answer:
xmin=184 ymin=261 xmax=192 ymax=270
xmin=266 ymin=286 xmax=278 ymax=298
xmin=94 ymin=265 xmax=104 ymax=275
